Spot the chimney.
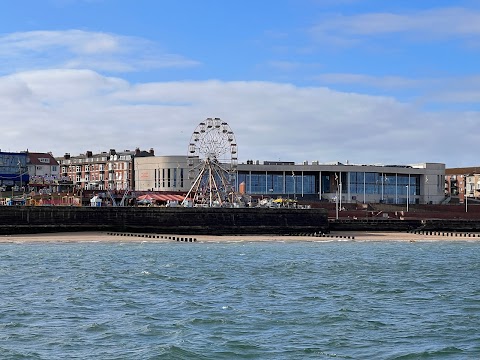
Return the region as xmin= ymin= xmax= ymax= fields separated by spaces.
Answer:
xmin=109 ymin=149 xmax=116 ymax=156
xmin=149 ymin=148 xmax=154 ymax=155
xmin=86 ymin=151 xmax=93 ymax=157
xmin=64 ymin=153 xmax=71 ymax=159
xmin=135 ymin=148 xmax=141 ymax=156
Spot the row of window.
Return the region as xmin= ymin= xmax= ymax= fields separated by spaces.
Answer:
xmin=61 ymin=163 xmax=129 ymax=173
xmin=238 ymin=173 xmax=316 ymax=194
xmin=237 ymin=172 xmax=421 ymax=196
xmin=155 ymin=168 xmax=185 ymax=188
xmin=59 ymin=155 xmax=132 ymax=165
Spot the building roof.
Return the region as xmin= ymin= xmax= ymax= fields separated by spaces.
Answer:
xmin=27 ymin=152 xmax=59 ymax=166
xmin=445 ymin=167 xmax=480 ymax=175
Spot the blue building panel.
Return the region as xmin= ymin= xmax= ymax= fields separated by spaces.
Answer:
xmin=0 ymin=152 xmax=29 ymax=187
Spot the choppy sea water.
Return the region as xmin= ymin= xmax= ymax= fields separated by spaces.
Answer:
xmin=0 ymin=239 xmax=479 ymax=359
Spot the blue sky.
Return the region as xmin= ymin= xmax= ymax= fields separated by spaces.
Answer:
xmin=1 ymin=0 xmax=479 ymax=167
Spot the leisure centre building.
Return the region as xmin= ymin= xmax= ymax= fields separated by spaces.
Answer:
xmin=134 ymin=156 xmax=445 ymax=205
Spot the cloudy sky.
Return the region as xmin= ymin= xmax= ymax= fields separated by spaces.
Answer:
xmin=0 ymin=0 xmax=479 ymax=167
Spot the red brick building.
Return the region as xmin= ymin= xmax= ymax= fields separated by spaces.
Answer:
xmin=56 ymin=148 xmax=154 ymax=192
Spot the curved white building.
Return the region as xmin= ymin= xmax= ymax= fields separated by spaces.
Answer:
xmin=134 ymin=155 xmax=194 ymax=192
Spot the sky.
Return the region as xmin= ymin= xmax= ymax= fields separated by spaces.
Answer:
xmin=0 ymin=0 xmax=479 ymax=167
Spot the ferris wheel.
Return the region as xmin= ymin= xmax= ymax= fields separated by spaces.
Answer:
xmin=182 ymin=117 xmax=239 ymax=207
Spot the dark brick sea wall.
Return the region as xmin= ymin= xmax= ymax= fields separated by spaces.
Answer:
xmin=0 ymin=207 xmax=329 ymax=235
xmin=2 ymin=206 xmax=479 ymax=236
xmin=329 ymin=218 xmax=480 ymax=232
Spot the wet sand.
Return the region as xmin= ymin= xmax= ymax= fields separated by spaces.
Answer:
xmin=1 ymin=230 xmax=479 ymax=243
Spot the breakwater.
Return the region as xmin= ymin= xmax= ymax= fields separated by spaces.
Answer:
xmin=0 ymin=206 xmax=329 ymax=235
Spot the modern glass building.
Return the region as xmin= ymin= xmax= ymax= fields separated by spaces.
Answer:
xmin=135 ymin=156 xmax=445 ymax=205
xmin=235 ymin=161 xmax=445 ymax=205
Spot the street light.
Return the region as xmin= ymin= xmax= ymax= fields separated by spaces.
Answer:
xmin=292 ymin=171 xmax=296 ymax=201
xmin=335 ymin=173 xmax=339 ymax=220
xmin=17 ymin=159 xmax=23 ymax=194
xmin=425 ymin=176 xmax=429 ymax=204
xmin=406 ymin=184 xmax=409 ymax=212
xmin=465 ymin=175 xmax=468 ymax=213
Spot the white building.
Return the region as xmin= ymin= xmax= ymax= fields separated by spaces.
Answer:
xmin=26 ymin=152 xmax=60 ymax=178
xmin=134 ymin=155 xmax=192 ymax=192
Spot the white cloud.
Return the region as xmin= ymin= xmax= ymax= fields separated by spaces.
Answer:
xmin=0 ymin=30 xmax=199 ymax=74
xmin=0 ymin=68 xmax=477 ymax=166
xmin=314 ymin=73 xmax=480 ymax=108
xmin=310 ymin=7 xmax=480 ymax=45
xmin=316 ymin=73 xmax=423 ymax=89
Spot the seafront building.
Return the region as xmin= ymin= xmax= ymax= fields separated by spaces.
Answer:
xmin=25 ymin=152 xmax=73 ymax=194
xmin=134 ymin=156 xmax=446 ymax=205
xmin=445 ymin=166 xmax=480 ymax=203
xmin=134 ymin=155 xmax=190 ymax=192
xmin=55 ymin=148 xmax=154 ymax=192
xmin=0 ymin=151 xmax=28 ymax=191
xmin=0 ymin=149 xmax=447 ymax=205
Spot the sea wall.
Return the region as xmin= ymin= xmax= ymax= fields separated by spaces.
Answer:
xmin=330 ymin=218 xmax=480 ymax=232
xmin=329 ymin=219 xmax=421 ymax=232
xmin=0 ymin=206 xmax=329 ymax=235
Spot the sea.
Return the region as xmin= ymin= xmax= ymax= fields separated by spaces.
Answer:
xmin=0 ymin=239 xmax=479 ymax=359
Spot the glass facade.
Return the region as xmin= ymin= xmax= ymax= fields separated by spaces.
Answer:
xmin=238 ymin=170 xmax=421 ymax=204
xmin=238 ymin=172 xmax=317 ymax=195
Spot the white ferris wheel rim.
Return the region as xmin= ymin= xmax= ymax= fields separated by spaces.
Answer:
xmin=188 ymin=117 xmax=237 ymax=163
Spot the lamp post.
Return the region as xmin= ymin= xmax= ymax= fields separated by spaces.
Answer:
xmin=425 ymin=176 xmax=429 ymax=204
xmin=406 ymin=185 xmax=409 ymax=212
xmin=465 ymin=175 xmax=468 ymax=213
xmin=466 ymin=190 xmax=468 ymax=213
xmin=335 ymin=173 xmax=339 ymax=220
xmin=339 ymin=181 xmax=342 ymax=210
xmin=17 ymin=159 xmax=23 ymax=195
xmin=292 ymin=171 xmax=296 ymax=201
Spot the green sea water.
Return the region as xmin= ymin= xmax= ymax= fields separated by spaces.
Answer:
xmin=0 ymin=239 xmax=479 ymax=359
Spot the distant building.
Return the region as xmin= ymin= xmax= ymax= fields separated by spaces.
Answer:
xmin=56 ymin=148 xmax=154 ymax=191
xmin=25 ymin=152 xmax=66 ymax=193
xmin=0 ymin=151 xmax=28 ymax=191
xmin=445 ymin=167 xmax=480 ymax=203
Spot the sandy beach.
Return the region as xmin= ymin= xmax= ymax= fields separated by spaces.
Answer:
xmin=1 ymin=230 xmax=479 ymax=243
